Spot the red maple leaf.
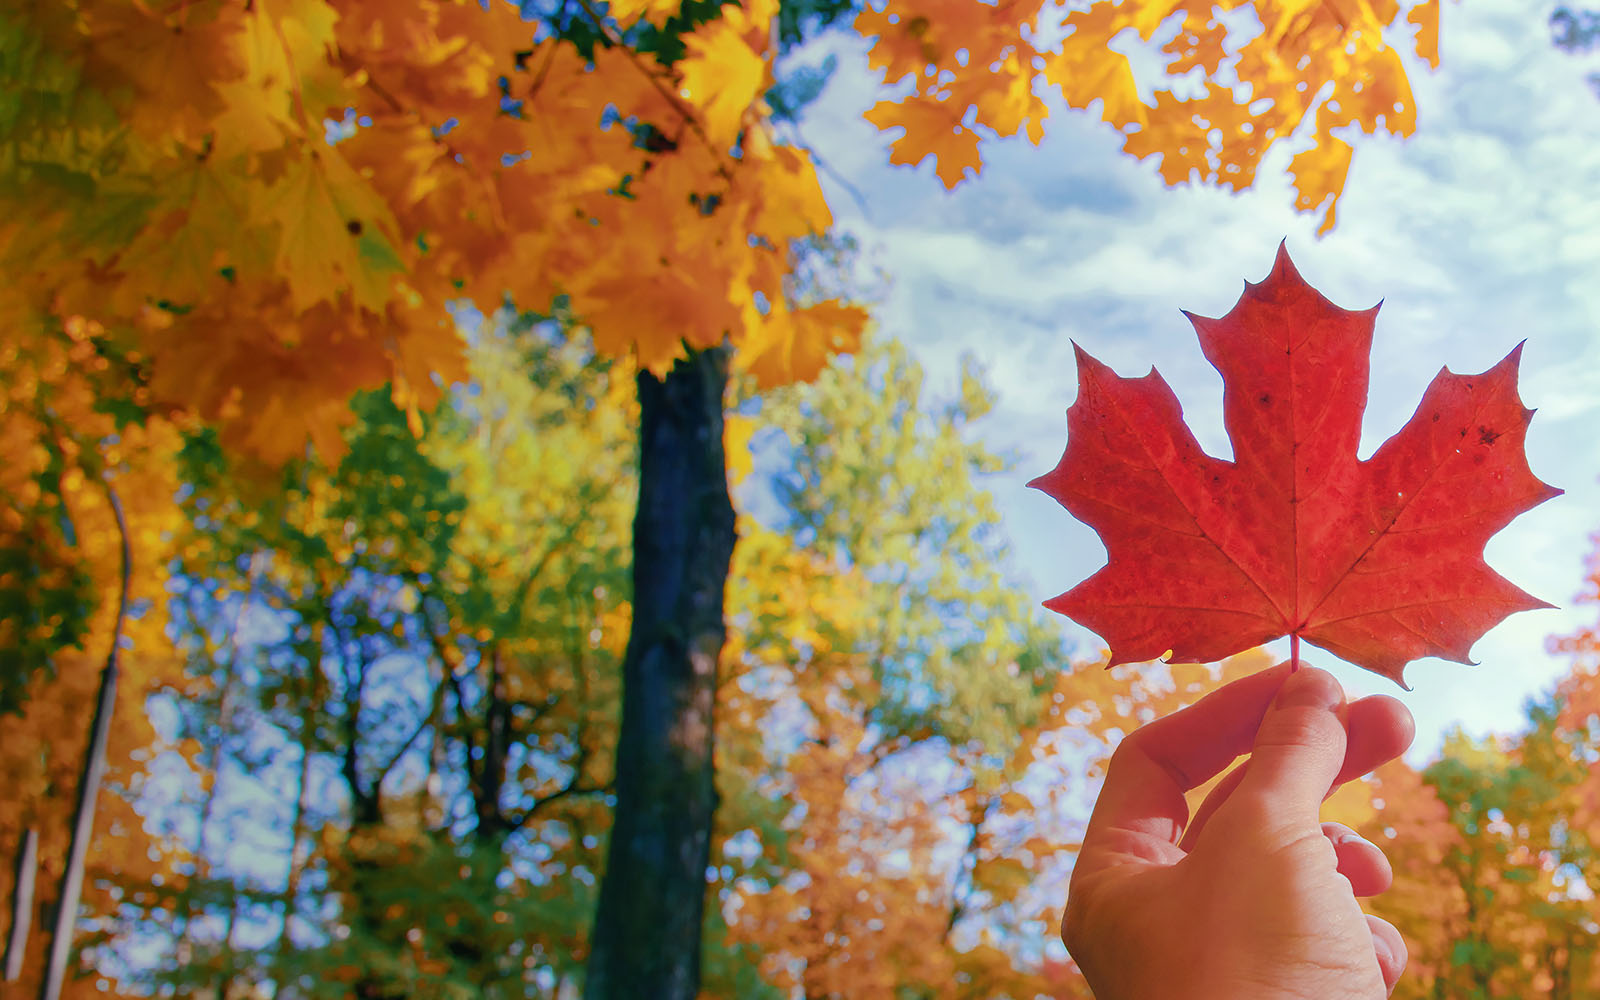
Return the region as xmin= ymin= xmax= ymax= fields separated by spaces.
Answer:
xmin=1029 ymin=245 xmax=1561 ymax=687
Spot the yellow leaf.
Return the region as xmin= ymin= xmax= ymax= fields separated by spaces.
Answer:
xmin=1120 ymin=93 xmax=1206 ymax=185
xmin=739 ymin=299 xmax=868 ymax=388
xmin=212 ymin=79 xmax=296 ymax=155
xmin=752 ymin=145 xmax=832 ymax=241
xmin=1045 ymin=42 xmax=1146 ymax=130
xmin=975 ymin=857 xmax=1031 ymax=897
xmin=725 ymin=413 xmax=756 ymax=486
xmin=679 ymin=15 xmax=766 ymax=148
xmin=607 ymin=0 xmax=682 ymax=28
xmin=1069 ymin=0 xmax=1181 ymax=43
xmin=863 ymin=98 xmax=982 ymax=189
xmin=210 ymin=0 xmax=342 ymax=152
xmin=1409 ymin=0 xmax=1441 ymax=70
xmin=1330 ymin=46 xmax=1417 ymax=137
xmin=974 ymin=54 xmax=1049 ymax=143
xmin=265 ymin=147 xmax=404 ymax=312
xmin=111 ymin=157 xmax=271 ymax=311
xmin=1289 ymin=134 xmax=1353 ymax=236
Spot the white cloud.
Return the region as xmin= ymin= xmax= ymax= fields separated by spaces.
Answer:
xmin=795 ymin=0 xmax=1600 ymax=756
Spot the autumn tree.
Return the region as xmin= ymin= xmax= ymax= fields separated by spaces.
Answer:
xmin=103 ymin=319 xmax=1295 ymax=1000
xmin=139 ymin=325 xmax=1064 ymax=998
xmin=0 ymin=315 xmax=192 ymax=998
xmin=1317 ymin=616 xmax=1600 ymax=1000
xmin=149 ymin=315 xmax=631 ymax=998
xmin=707 ymin=337 xmax=1304 ymax=998
xmin=1 ymin=0 xmax=1454 ymax=994
xmin=713 ymin=336 xmax=1068 ymax=997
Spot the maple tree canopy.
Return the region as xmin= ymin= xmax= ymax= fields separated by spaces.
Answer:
xmin=859 ymin=0 xmax=1441 ymax=235
xmin=1031 ymin=245 xmax=1561 ymax=687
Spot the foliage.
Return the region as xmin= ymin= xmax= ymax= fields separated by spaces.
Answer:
xmin=150 ymin=316 xmax=631 ymax=997
xmin=757 ymin=336 xmax=1054 ymax=749
xmin=1 ymin=0 xmax=1448 ymax=486
xmin=0 ymin=0 xmax=1534 ymax=995
xmin=0 ymin=0 xmax=865 ymax=475
xmin=0 ymin=289 xmax=192 ymax=998
xmin=1551 ymin=5 xmax=1600 ymax=97
xmin=1304 ymin=534 xmax=1600 ymax=1000
xmin=99 ymin=324 xmax=1076 ymax=996
xmin=1553 ymin=6 xmax=1600 ymax=51
xmin=1326 ymin=704 xmax=1600 ymax=1000
xmin=859 ymin=0 xmax=1443 ymax=232
xmin=1031 ymin=245 xmax=1559 ymax=687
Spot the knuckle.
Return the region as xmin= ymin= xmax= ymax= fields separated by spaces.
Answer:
xmin=1258 ymin=706 xmax=1346 ymax=758
xmin=1059 ymin=872 xmax=1104 ymax=957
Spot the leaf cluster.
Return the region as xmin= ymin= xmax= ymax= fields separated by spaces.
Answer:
xmin=859 ymin=0 xmax=1443 ymax=233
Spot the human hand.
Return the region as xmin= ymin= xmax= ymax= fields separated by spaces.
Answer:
xmin=1062 ymin=663 xmax=1415 ymax=1000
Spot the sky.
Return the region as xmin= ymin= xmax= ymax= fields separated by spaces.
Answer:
xmin=792 ymin=0 xmax=1600 ymax=759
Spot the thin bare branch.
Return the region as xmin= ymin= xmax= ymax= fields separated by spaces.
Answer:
xmin=41 ymin=481 xmax=131 ymax=1000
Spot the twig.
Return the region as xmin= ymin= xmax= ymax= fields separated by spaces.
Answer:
xmin=780 ymin=122 xmax=871 ymax=218
xmin=570 ymin=0 xmax=736 ymax=182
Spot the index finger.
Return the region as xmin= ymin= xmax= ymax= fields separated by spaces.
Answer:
xmin=1075 ymin=661 xmax=1294 ymax=879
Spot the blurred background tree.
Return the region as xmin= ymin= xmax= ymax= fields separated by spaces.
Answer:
xmin=6 ymin=1 xmax=1590 ymax=998
xmin=1551 ymin=5 xmax=1600 ymax=95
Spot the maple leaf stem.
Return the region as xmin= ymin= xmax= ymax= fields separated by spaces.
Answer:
xmin=1290 ymin=631 xmax=1300 ymax=672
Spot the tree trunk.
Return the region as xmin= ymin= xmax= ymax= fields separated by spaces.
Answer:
xmin=4 ymin=828 xmax=38 ymax=980
xmin=41 ymin=486 xmax=129 ymax=1000
xmin=39 ymin=610 xmax=119 ymax=1000
xmin=584 ymin=346 xmax=735 ymax=1000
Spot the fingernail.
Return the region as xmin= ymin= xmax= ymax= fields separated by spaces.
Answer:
xmin=1372 ymin=932 xmax=1394 ymax=971
xmin=1335 ymin=829 xmax=1375 ymax=851
xmin=1273 ymin=667 xmax=1341 ymax=711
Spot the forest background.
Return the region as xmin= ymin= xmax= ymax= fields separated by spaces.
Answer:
xmin=0 ymin=1 xmax=1598 ymax=999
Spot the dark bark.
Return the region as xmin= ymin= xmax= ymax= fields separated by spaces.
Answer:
xmin=585 ymin=346 xmax=735 ymax=1000
xmin=467 ymin=645 xmax=513 ymax=842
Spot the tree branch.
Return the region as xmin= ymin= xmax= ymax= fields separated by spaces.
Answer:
xmin=41 ymin=480 xmax=131 ymax=1000
xmin=3 ymin=829 xmax=38 ymax=981
xmin=570 ymin=0 xmax=737 ymax=182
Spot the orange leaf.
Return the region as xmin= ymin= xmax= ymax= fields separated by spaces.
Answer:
xmin=974 ymin=54 xmax=1050 ymax=143
xmin=607 ymin=0 xmax=682 ymax=28
xmin=1289 ymin=135 xmax=1353 ymax=237
xmin=750 ymin=145 xmax=833 ymax=241
xmin=1409 ymin=0 xmax=1441 ymax=69
xmin=679 ymin=13 xmax=766 ymax=148
xmin=739 ymin=300 xmax=868 ymax=388
xmin=863 ymin=98 xmax=982 ymax=189
xmin=1043 ymin=43 xmax=1146 ymax=130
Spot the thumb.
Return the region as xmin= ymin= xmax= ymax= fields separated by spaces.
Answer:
xmin=1232 ymin=666 xmax=1348 ymax=830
